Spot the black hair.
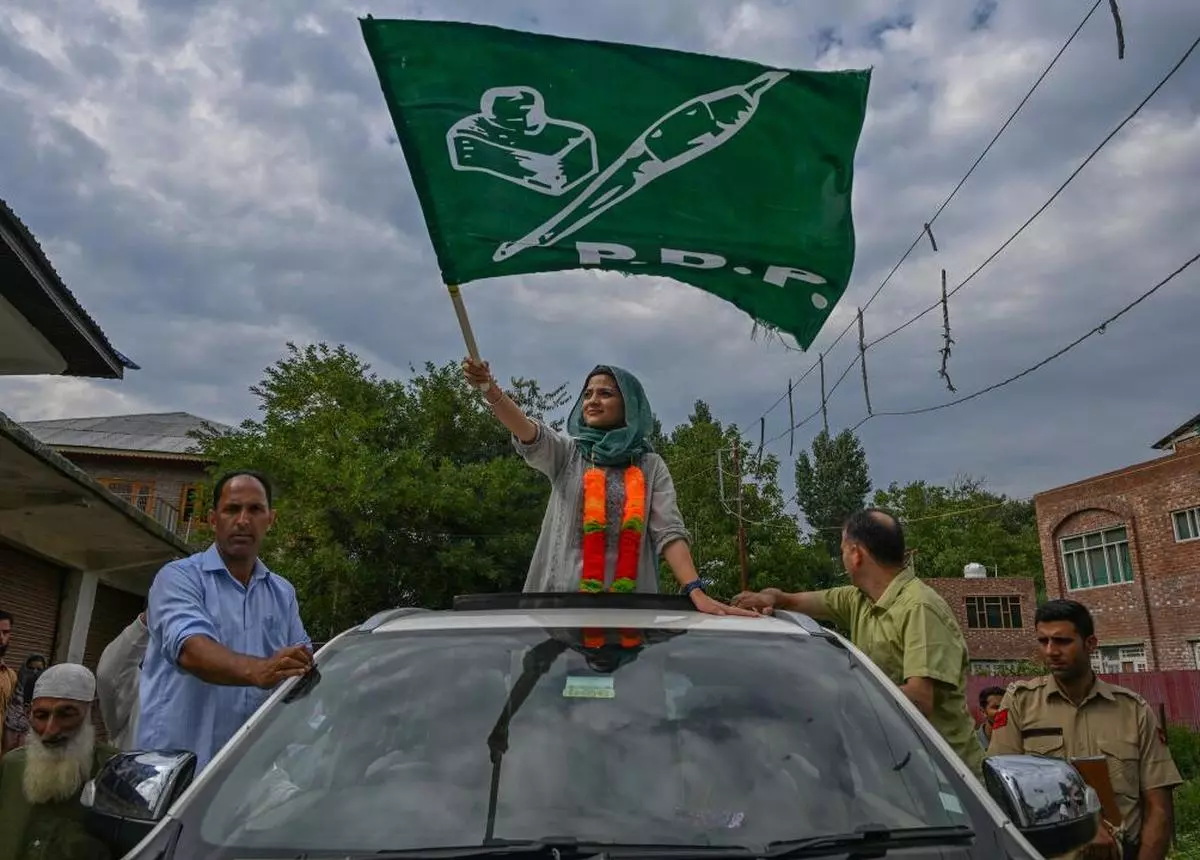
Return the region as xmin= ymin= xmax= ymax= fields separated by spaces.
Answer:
xmin=979 ymin=686 xmax=1005 ymax=708
xmin=584 ymin=366 xmax=619 ymax=389
xmin=19 ymin=654 xmax=45 ymax=701
xmin=842 ymin=508 xmax=906 ymax=568
xmin=1035 ymin=598 xmax=1095 ymax=639
xmin=0 ymin=609 xmax=12 ymax=625
xmin=211 ymin=470 xmax=274 ymax=510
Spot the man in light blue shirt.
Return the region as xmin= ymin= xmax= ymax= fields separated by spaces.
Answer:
xmin=138 ymin=471 xmax=312 ymax=770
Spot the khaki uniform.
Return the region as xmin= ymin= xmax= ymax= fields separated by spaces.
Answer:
xmin=818 ymin=569 xmax=985 ymax=775
xmin=987 ymin=675 xmax=1182 ymax=854
xmin=0 ymin=664 xmax=16 ymax=728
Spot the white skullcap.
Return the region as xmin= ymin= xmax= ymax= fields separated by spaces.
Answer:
xmin=32 ymin=663 xmax=96 ymax=703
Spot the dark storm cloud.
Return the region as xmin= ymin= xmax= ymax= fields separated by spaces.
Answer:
xmin=0 ymin=0 xmax=1197 ymax=510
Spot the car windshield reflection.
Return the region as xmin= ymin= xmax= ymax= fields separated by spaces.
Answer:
xmin=178 ymin=627 xmax=972 ymax=855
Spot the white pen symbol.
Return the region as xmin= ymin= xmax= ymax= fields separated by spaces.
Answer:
xmin=492 ymin=70 xmax=789 ymax=263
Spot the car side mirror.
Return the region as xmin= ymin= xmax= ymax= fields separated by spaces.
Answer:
xmin=81 ymin=750 xmax=197 ymax=857
xmin=983 ymin=754 xmax=1102 ymax=858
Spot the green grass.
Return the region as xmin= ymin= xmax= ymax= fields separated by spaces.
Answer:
xmin=1170 ymin=727 xmax=1200 ymax=859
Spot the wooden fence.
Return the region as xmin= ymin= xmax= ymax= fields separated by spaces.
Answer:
xmin=969 ymin=670 xmax=1200 ymax=730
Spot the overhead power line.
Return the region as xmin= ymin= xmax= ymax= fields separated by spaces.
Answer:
xmin=768 ymin=32 xmax=1199 ymax=444
xmin=851 ymin=250 xmax=1199 ymax=429
xmin=743 ymin=0 xmax=1105 ymax=428
xmin=869 ymin=33 xmax=1200 ymax=349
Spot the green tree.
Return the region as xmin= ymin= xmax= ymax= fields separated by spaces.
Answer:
xmin=196 ymin=343 xmax=570 ymax=638
xmin=794 ymin=429 xmax=872 ymax=576
xmin=656 ymin=401 xmax=832 ymax=599
xmin=871 ymin=476 xmax=1045 ymax=597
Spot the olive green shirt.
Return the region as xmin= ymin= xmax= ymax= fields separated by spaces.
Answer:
xmin=818 ymin=569 xmax=985 ymax=775
xmin=0 ymin=742 xmax=118 ymax=860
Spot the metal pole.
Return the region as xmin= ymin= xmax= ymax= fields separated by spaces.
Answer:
xmin=732 ymin=438 xmax=749 ymax=592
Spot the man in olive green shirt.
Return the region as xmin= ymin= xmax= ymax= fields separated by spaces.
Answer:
xmin=734 ymin=508 xmax=984 ymax=775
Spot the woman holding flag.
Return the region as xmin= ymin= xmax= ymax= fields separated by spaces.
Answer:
xmin=464 ymin=358 xmax=755 ymax=617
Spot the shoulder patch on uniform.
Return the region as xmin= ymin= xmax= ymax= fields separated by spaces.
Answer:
xmin=1110 ymin=686 xmax=1148 ymax=706
xmin=993 ymin=709 xmax=1009 ymax=729
xmin=1012 ymin=677 xmax=1047 ymax=692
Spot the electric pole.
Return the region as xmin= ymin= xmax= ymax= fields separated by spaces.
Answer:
xmin=731 ymin=438 xmax=750 ymax=592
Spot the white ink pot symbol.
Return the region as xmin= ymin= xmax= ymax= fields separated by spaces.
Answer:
xmin=493 ymin=71 xmax=788 ymax=263
xmin=447 ymin=86 xmax=598 ymax=196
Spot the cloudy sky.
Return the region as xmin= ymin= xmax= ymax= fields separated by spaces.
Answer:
xmin=1 ymin=0 xmax=1197 ymax=507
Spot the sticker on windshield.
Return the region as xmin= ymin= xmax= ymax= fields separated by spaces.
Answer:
xmin=564 ymin=675 xmax=615 ymax=699
xmin=939 ymin=791 xmax=965 ymax=815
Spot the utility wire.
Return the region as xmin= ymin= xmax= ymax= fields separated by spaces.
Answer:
xmin=772 ymin=32 xmax=1199 ymax=441
xmin=743 ymin=0 xmax=1104 ymax=427
xmin=868 ymin=33 xmax=1200 ymax=349
xmin=850 ymin=251 xmax=1199 ymax=429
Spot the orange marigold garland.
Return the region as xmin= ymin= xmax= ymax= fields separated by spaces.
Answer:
xmin=612 ymin=466 xmax=645 ymax=593
xmin=580 ymin=467 xmax=608 ymax=594
xmin=580 ymin=464 xmax=646 ymax=596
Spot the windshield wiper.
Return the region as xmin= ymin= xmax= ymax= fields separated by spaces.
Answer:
xmin=363 ymin=838 xmax=757 ymax=859
xmin=763 ymin=825 xmax=974 ymax=858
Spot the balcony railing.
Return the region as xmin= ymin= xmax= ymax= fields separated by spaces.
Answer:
xmin=105 ymin=490 xmax=202 ymax=544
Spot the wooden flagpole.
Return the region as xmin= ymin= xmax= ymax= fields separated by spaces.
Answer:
xmin=447 ymin=283 xmax=491 ymax=393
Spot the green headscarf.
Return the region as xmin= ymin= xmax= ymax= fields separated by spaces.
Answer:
xmin=568 ymin=365 xmax=655 ymax=467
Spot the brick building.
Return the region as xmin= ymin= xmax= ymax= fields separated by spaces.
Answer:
xmin=21 ymin=412 xmax=230 ymax=546
xmin=1035 ymin=413 xmax=1200 ymax=671
xmin=0 ymin=198 xmax=189 ymax=691
xmin=924 ymin=570 xmax=1040 ymax=671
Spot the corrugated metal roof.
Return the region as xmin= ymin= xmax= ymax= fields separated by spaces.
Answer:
xmin=1152 ymin=411 xmax=1200 ymax=451
xmin=0 ymin=197 xmax=137 ymax=375
xmin=20 ymin=411 xmax=233 ymax=455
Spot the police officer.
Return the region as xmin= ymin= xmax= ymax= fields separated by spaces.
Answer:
xmin=987 ymin=599 xmax=1181 ymax=860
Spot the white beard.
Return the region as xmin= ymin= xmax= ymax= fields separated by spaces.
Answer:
xmin=23 ymin=721 xmax=95 ymax=805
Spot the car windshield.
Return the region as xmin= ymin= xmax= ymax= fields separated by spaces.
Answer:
xmin=179 ymin=625 xmax=976 ymax=855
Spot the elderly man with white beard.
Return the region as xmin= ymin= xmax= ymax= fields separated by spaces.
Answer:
xmin=0 ymin=664 xmax=118 ymax=860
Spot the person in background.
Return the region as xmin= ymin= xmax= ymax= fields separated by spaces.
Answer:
xmin=732 ymin=509 xmax=984 ymax=775
xmin=976 ymin=685 xmax=1005 ymax=753
xmin=987 ymin=599 xmax=1181 ymax=860
xmin=0 ymin=610 xmax=16 ymax=755
xmin=462 ymin=358 xmax=754 ymax=616
xmin=0 ymin=663 xmax=118 ymax=860
xmin=3 ymin=655 xmax=46 ymax=754
xmin=96 ymin=612 xmax=148 ymax=751
xmin=137 ymin=471 xmax=312 ymax=771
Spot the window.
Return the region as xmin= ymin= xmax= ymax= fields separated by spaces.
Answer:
xmin=100 ymin=479 xmax=156 ymax=513
xmin=179 ymin=484 xmax=204 ymax=522
xmin=1060 ymin=527 xmax=1134 ymax=590
xmin=965 ymin=595 xmax=1024 ymax=629
xmin=1173 ymin=506 xmax=1200 ymax=542
xmin=1091 ymin=644 xmax=1147 ymax=674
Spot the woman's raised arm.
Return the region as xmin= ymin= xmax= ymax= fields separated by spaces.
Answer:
xmin=463 ymin=358 xmax=538 ymax=444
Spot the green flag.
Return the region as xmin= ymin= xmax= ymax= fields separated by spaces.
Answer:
xmin=361 ymin=17 xmax=870 ymax=349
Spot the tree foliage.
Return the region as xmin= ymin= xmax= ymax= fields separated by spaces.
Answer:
xmin=793 ymin=429 xmax=871 ymax=580
xmin=655 ymin=402 xmax=832 ymax=598
xmin=871 ymin=476 xmax=1045 ymax=597
xmin=194 ymin=344 xmax=841 ymax=637
xmin=196 ymin=343 xmax=570 ymax=638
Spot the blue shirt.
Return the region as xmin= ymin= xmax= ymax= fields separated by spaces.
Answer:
xmin=137 ymin=544 xmax=309 ymax=770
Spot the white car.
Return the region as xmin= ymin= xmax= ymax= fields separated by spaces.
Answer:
xmin=84 ymin=593 xmax=1100 ymax=859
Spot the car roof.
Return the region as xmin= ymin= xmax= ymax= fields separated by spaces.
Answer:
xmin=371 ymin=607 xmax=813 ymax=635
xmin=356 ymin=594 xmax=826 ymax=637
